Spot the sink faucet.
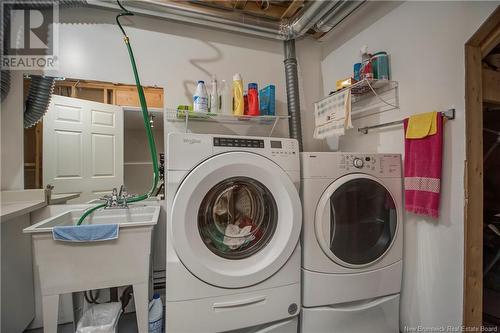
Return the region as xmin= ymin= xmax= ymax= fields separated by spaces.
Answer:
xmin=101 ymin=185 xmax=132 ymax=209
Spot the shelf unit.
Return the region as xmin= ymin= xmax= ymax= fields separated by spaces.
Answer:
xmin=165 ymin=109 xmax=290 ymax=137
xmin=322 ymin=79 xmax=399 ymax=120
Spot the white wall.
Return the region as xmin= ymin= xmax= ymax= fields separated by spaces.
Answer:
xmin=320 ymin=1 xmax=497 ymax=328
xmin=51 ymin=7 xmax=290 ymax=137
xmin=296 ymin=38 xmax=329 ymax=152
xmin=1 ymin=71 xmax=24 ymax=190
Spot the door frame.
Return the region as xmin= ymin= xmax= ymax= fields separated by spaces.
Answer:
xmin=464 ymin=5 xmax=500 ymax=328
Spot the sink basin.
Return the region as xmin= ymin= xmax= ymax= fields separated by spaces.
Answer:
xmin=23 ymin=204 xmax=160 ymax=333
xmin=24 ymin=204 xmax=160 ymax=233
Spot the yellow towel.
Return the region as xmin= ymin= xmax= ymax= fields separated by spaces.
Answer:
xmin=406 ymin=112 xmax=438 ymax=139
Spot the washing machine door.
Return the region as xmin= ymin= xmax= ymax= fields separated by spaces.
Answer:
xmin=315 ymin=174 xmax=398 ymax=268
xmin=171 ymin=151 xmax=301 ymax=288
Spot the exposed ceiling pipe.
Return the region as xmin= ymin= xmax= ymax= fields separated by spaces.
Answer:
xmin=283 ymin=0 xmax=340 ymax=39
xmin=314 ymin=0 xmax=366 ymax=32
xmin=87 ymin=0 xmax=339 ymax=40
xmin=88 ymin=0 xmax=282 ymax=39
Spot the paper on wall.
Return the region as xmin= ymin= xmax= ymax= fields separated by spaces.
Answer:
xmin=313 ymin=89 xmax=352 ymax=139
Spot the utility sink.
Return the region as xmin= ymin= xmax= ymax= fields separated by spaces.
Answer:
xmin=24 ymin=204 xmax=160 ymax=232
xmin=23 ymin=204 xmax=160 ymax=333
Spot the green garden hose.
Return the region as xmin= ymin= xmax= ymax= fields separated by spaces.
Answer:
xmin=77 ymin=0 xmax=159 ymax=225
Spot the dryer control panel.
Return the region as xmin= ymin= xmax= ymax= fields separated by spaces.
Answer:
xmin=340 ymin=154 xmax=401 ymax=177
xmin=300 ymin=152 xmax=401 ymax=179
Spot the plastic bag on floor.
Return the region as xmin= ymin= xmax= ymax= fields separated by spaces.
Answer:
xmin=76 ymin=302 xmax=122 ymax=333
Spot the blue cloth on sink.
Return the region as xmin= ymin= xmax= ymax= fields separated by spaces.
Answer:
xmin=52 ymin=224 xmax=119 ymax=242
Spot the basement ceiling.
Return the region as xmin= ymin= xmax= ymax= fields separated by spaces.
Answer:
xmin=88 ymin=0 xmax=367 ymax=40
xmin=186 ymin=0 xmax=307 ymax=21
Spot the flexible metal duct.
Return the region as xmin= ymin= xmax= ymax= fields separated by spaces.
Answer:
xmin=284 ymin=39 xmax=303 ymax=151
xmin=24 ymin=75 xmax=56 ymax=128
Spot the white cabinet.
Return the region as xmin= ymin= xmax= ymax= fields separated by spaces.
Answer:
xmin=1 ymin=214 xmax=35 ymax=332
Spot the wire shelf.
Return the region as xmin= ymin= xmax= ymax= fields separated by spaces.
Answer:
xmin=318 ymin=79 xmax=400 ymax=120
xmin=165 ymin=109 xmax=290 ymax=136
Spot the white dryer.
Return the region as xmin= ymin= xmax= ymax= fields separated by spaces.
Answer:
xmin=300 ymin=152 xmax=403 ymax=333
xmin=165 ymin=133 xmax=302 ymax=333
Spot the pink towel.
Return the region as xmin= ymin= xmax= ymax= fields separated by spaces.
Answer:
xmin=403 ymin=115 xmax=443 ymax=218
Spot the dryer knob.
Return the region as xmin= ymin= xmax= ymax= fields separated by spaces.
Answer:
xmin=353 ymin=158 xmax=364 ymax=168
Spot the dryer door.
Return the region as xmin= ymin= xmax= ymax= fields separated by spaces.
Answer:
xmin=171 ymin=152 xmax=301 ymax=288
xmin=315 ymin=174 xmax=399 ymax=268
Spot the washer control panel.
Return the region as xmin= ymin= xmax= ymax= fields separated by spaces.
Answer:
xmin=212 ymin=137 xmax=297 ymax=156
xmin=340 ymin=154 xmax=401 ymax=177
xmin=214 ymin=137 xmax=264 ymax=148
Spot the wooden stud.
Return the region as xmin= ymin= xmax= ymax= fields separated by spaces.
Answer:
xmin=463 ymin=5 xmax=500 ymax=328
xmin=464 ymin=43 xmax=483 ymax=329
xmin=467 ymin=6 xmax=500 ymax=48
xmin=480 ymin=22 xmax=500 ymax=58
xmin=233 ymin=0 xmax=247 ymax=10
xmin=482 ymin=69 xmax=500 ymax=105
xmin=281 ymin=0 xmax=304 ymax=19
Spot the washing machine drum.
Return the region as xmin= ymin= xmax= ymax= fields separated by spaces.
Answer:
xmin=171 ymin=152 xmax=301 ymax=288
xmin=198 ymin=177 xmax=277 ymax=260
xmin=315 ymin=174 xmax=399 ymax=268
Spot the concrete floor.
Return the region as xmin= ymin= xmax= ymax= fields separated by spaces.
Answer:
xmin=25 ymin=312 xmax=139 ymax=333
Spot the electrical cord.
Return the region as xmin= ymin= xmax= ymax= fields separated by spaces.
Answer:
xmin=364 ymin=79 xmax=398 ymax=109
xmin=84 ymin=290 xmax=100 ymax=304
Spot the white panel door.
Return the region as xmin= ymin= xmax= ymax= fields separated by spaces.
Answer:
xmin=43 ymin=95 xmax=123 ymax=202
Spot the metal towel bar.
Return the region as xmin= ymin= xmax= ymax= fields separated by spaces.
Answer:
xmin=358 ymin=108 xmax=455 ymax=134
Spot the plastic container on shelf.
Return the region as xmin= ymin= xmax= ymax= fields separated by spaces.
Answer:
xmin=148 ymin=293 xmax=163 ymax=333
xmin=353 ymin=63 xmax=362 ymax=81
xmin=209 ymin=75 xmax=218 ymax=113
xmin=247 ymin=83 xmax=260 ymax=116
xmin=243 ymin=91 xmax=249 ymax=115
xmin=259 ymin=85 xmax=276 ymax=116
xmin=360 ymin=46 xmax=373 ymax=80
xmin=232 ymin=73 xmax=244 ymax=115
xmin=372 ymin=52 xmax=390 ymax=80
xmin=219 ymin=80 xmax=232 ymax=114
xmin=193 ymin=80 xmax=209 ymax=113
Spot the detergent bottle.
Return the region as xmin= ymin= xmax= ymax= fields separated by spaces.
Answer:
xmin=232 ymin=73 xmax=244 ymax=115
xmin=148 ymin=293 xmax=163 ymax=333
xmin=193 ymin=80 xmax=208 ymax=113
xmin=247 ymin=83 xmax=260 ymax=116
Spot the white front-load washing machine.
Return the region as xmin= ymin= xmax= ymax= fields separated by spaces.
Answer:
xmin=165 ymin=133 xmax=302 ymax=333
xmin=300 ymin=152 xmax=403 ymax=333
